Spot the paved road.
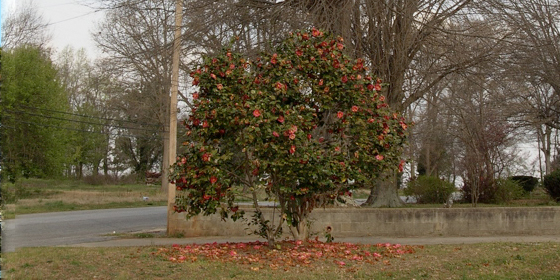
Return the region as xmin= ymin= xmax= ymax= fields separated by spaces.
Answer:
xmin=2 ymin=206 xmax=167 ymax=252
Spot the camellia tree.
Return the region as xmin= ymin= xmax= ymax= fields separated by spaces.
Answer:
xmin=170 ymin=28 xmax=408 ymax=246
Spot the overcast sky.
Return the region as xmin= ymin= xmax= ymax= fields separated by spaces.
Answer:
xmin=1 ymin=0 xmax=104 ymax=58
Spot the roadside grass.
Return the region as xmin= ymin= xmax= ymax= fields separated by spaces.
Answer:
xmin=1 ymin=178 xmax=167 ymax=217
xmin=0 ymin=179 xmax=556 ymax=218
xmin=3 ymin=242 xmax=560 ymax=279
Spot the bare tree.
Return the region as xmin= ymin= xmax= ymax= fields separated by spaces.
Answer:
xmin=93 ymin=0 xmax=177 ymax=185
xmin=1 ymin=0 xmax=52 ymax=50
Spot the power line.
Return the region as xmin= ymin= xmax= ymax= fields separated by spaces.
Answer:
xmin=2 ymin=114 xmax=164 ymax=140
xmin=8 ymin=103 xmax=162 ymax=128
xmin=4 ymin=108 xmax=162 ymax=134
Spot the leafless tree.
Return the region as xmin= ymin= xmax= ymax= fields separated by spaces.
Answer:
xmin=1 ymin=0 xmax=52 ymax=50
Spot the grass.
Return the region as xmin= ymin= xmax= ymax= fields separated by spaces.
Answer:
xmin=3 ymin=242 xmax=560 ymax=279
xmin=1 ymin=179 xmax=556 ymax=218
xmin=1 ymin=178 xmax=167 ymax=217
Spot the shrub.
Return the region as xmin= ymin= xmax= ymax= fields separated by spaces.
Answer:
xmin=404 ymin=176 xmax=455 ymax=204
xmin=492 ymin=179 xmax=524 ymax=204
xmin=543 ymin=170 xmax=560 ymax=202
xmin=510 ymin=176 xmax=538 ymax=193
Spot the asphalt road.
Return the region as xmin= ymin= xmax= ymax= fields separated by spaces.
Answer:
xmin=2 ymin=206 xmax=167 ymax=252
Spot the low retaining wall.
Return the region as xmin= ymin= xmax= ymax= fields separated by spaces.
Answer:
xmin=167 ymin=207 xmax=560 ymax=238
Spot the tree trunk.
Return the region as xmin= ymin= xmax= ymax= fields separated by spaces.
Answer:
xmin=361 ymin=170 xmax=404 ymax=207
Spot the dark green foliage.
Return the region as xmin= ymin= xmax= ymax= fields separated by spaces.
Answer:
xmin=543 ymin=170 xmax=560 ymax=202
xmin=492 ymin=179 xmax=524 ymax=204
xmin=404 ymin=176 xmax=456 ymax=204
xmin=461 ymin=178 xmax=524 ymax=204
xmin=510 ymin=176 xmax=538 ymax=193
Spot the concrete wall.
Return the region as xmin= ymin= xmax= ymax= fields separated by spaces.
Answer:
xmin=167 ymin=207 xmax=560 ymax=238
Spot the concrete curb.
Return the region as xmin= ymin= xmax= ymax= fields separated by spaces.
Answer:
xmin=63 ymin=235 xmax=560 ymax=248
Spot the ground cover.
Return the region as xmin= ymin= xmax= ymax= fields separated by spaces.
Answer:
xmin=1 ymin=178 xmax=166 ymax=217
xmin=3 ymin=241 xmax=560 ymax=279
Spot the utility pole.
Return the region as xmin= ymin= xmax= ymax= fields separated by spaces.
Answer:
xmin=167 ymin=0 xmax=182 ymax=234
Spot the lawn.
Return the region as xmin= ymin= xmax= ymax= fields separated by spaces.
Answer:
xmin=3 ymin=241 xmax=560 ymax=279
xmin=1 ymin=178 xmax=167 ymax=217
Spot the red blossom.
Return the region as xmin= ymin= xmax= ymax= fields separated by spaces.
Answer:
xmin=271 ymin=53 xmax=278 ymax=64
xmin=376 ymin=155 xmax=384 ymax=161
xmin=210 ymin=73 xmax=217 ymax=79
xmin=203 ymin=121 xmax=209 ymax=128
xmin=337 ymin=43 xmax=344 ymax=50
xmin=296 ymin=49 xmax=303 ymax=56
xmin=399 ymin=160 xmax=405 ymax=172
xmin=311 ymin=28 xmax=322 ymax=37
xmin=210 ymin=177 xmax=218 ymax=184
xmin=193 ymin=92 xmax=199 ymax=99
xmin=351 ymin=106 xmax=359 ymax=112
xmin=273 ymin=131 xmax=280 ymax=137
xmin=217 ymin=84 xmax=223 ymax=90
xmin=202 ymin=153 xmax=211 ymax=162
xmin=307 ymin=134 xmax=312 ymax=140
xmin=253 ymin=109 xmax=261 ymax=117
xmin=289 ymin=145 xmax=296 ymax=154
xmin=341 ymin=76 xmax=348 ymax=83
xmin=337 ymin=111 xmax=344 ymax=119
xmin=277 ymin=115 xmax=285 ymax=123
xmin=375 ymin=83 xmax=382 ymax=91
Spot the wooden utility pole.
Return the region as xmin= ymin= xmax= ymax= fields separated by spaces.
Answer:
xmin=167 ymin=0 xmax=182 ymax=234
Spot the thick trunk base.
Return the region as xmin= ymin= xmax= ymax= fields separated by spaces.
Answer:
xmin=361 ymin=170 xmax=404 ymax=207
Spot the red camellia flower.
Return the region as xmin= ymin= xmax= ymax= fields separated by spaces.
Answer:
xmin=367 ymin=84 xmax=374 ymax=91
xmin=400 ymin=121 xmax=408 ymax=130
xmin=376 ymin=155 xmax=384 ymax=161
xmin=399 ymin=160 xmax=405 ymax=172
xmin=277 ymin=115 xmax=285 ymax=123
xmin=210 ymin=73 xmax=217 ymax=80
xmin=289 ymin=133 xmax=296 ymax=140
xmin=337 ymin=111 xmax=344 ymax=119
xmin=203 ymin=194 xmax=211 ymax=200
xmin=192 ymin=92 xmax=199 ymax=99
xmin=202 ymin=121 xmax=209 ymax=128
xmin=253 ymin=109 xmax=261 ymax=117
xmin=351 ymin=106 xmax=359 ymax=112
xmin=192 ymin=78 xmax=199 ymax=86
xmin=271 ymin=53 xmax=278 ymax=64
xmin=375 ymin=83 xmax=382 ymax=91
xmin=307 ymin=134 xmax=312 ymax=140
xmin=210 ymin=176 xmax=217 ymax=184
xmin=311 ymin=28 xmax=322 ymax=37
xmin=216 ymin=84 xmax=223 ymax=90
xmin=296 ymin=49 xmax=303 ymax=56
xmin=289 ymin=145 xmax=296 ymax=154
xmin=202 ymin=153 xmax=211 ymax=162
xmin=273 ymin=131 xmax=279 ymax=137
xmin=318 ymin=79 xmax=324 ymax=86
xmin=341 ymin=75 xmax=348 ymax=83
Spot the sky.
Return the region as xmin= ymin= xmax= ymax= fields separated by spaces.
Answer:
xmin=1 ymin=0 xmax=104 ymax=58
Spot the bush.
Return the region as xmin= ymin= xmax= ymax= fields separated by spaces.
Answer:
xmin=492 ymin=179 xmax=524 ymax=204
xmin=543 ymin=170 xmax=560 ymax=202
xmin=510 ymin=175 xmax=538 ymax=193
xmin=404 ymin=176 xmax=456 ymax=204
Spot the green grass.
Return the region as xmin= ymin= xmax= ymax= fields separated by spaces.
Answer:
xmin=3 ymin=242 xmax=560 ymax=279
xmin=1 ymin=178 xmax=167 ymax=217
